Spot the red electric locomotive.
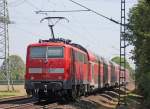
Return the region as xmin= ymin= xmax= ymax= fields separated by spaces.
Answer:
xmin=25 ymin=38 xmax=90 ymax=100
xmin=25 ymin=38 xmax=130 ymax=100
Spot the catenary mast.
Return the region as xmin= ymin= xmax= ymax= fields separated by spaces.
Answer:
xmin=0 ymin=0 xmax=10 ymax=90
xmin=117 ymin=0 xmax=127 ymax=108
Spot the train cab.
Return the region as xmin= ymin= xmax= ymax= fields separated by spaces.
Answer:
xmin=25 ymin=41 xmax=69 ymax=96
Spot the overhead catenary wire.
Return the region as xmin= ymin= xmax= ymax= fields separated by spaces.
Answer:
xmin=10 ymin=0 xmax=121 ymax=45
xmin=10 ymin=0 xmax=120 ymax=50
xmin=69 ymin=15 xmax=99 ymax=46
xmin=35 ymin=9 xmax=90 ymax=14
xmin=58 ymin=23 xmax=97 ymax=50
xmin=36 ymin=0 xmax=121 ymax=25
xmin=45 ymin=1 xmax=100 ymax=50
xmin=34 ymin=0 xmax=120 ymax=56
xmin=34 ymin=0 xmax=121 ymax=25
xmin=69 ymin=0 xmax=121 ymax=25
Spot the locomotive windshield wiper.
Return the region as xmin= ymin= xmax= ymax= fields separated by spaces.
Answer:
xmin=44 ymin=47 xmax=48 ymax=64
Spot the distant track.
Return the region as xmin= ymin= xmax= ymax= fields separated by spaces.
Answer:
xmin=2 ymin=102 xmax=35 ymax=109
xmin=0 ymin=96 xmax=30 ymax=103
xmin=0 ymin=96 xmax=36 ymax=109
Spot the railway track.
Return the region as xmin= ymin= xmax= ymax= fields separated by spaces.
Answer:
xmin=2 ymin=102 xmax=34 ymax=109
xmin=0 ymin=96 xmax=36 ymax=109
xmin=0 ymin=96 xmax=28 ymax=103
xmin=0 ymin=88 xmax=132 ymax=109
xmin=0 ymin=95 xmax=63 ymax=109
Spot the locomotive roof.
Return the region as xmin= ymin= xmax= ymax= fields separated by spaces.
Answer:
xmin=28 ymin=38 xmax=122 ymax=68
xmin=28 ymin=38 xmax=88 ymax=54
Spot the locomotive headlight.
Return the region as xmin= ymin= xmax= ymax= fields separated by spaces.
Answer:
xmin=58 ymin=76 xmax=62 ymax=80
xmin=48 ymin=68 xmax=64 ymax=73
xmin=29 ymin=68 xmax=42 ymax=73
xmin=30 ymin=76 xmax=34 ymax=80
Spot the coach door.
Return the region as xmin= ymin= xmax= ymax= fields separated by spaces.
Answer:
xmin=98 ymin=60 xmax=101 ymax=88
xmin=103 ymin=62 xmax=108 ymax=85
xmin=70 ymin=49 xmax=76 ymax=85
xmin=90 ymin=63 xmax=95 ymax=86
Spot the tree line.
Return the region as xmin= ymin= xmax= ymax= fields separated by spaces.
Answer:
xmin=0 ymin=55 xmax=25 ymax=80
xmin=127 ymin=0 xmax=150 ymax=107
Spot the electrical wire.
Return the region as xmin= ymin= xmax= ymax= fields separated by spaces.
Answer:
xmin=44 ymin=1 xmax=97 ymax=47
xmin=36 ymin=9 xmax=90 ymax=13
xmin=58 ymin=23 xmax=96 ymax=49
xmin=36 ymin=0 xmax=118 ymax=52
xmin=69 ymin=15 xmax=99 ymax=46
xmin=68 ymin=0 xmax=121 ymax=25
xmin=58 ymin=19 xmax=101 ymax=51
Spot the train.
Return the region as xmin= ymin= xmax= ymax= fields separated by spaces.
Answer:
xmin=25 ymin=38 xmax=130 ymax=101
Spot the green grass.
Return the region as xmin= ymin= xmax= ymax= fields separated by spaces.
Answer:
xmin=0 ymin=90 xmax=18 ymax=98
xmin=126 ymin=92 xmax=143 ymax=109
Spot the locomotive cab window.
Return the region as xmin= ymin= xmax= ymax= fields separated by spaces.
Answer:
xmin=47 ymin=47 xmax=64 ymax=58
xmin=30 ymin=46 xmax=64 ymax=58
xmin=30 ymin=47 xmax=46 ymax=58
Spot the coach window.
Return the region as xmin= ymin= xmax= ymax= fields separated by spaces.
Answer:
xmin=112 ymin=65 xmax=115 ymax=75
xmin=78 ymin=52 xmax=80 ymax=61
xmin=81 ymin=53 xmax=85 ymax=63
xmin=77 ymin=51 xmax=79 ymax=61
xmin=92 ymin=64 xmax=95 ymax=80
xmin=84 ymin=55 xmax=88 ymax=64
xmin=79 ymin=53 xmax=82 ymax=62
xmin=78 ymin=52 xmax=82 ymax=62
xmin=74 ymin=51 xmax=76 ymax=60
xmin=82 ymin=54 xmax=84 ymax=63
xmin=80 ymin=53 xmax=84 ymax=63
xmin=78 ymin=52 xmax=81 ymax=61
xmin=103 ymin=62 xmax=108 ymax=81
xmin=75 ymin=51 xmax=78 ymax=61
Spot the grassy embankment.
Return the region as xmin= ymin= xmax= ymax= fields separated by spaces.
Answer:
xmin=125 ymin=91 xmax=143 ymax=109
xmin=0 ymin=90 xmax=18 ymax=98
xmin=0 ymin=85 xmax=26 ymax=98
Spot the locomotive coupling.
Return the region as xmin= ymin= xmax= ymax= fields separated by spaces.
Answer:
xmin=44 ymin=85 xmax=48 ymax=93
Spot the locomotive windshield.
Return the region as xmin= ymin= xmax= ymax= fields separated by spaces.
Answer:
xmin=47 ymin=47 xmax=64 ymax=58
xmin=30 ymin=46 xmax=64 ymax=58
xmin=30 ymin=47 xmax=46 ymax=58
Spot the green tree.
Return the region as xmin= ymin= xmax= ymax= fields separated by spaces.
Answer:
xmin=111 ymin=57 xmax=130 ymax=69
xmin=111 ymin=56 xmax=134 ymax=78
xmin=127 ymin=0 xmax=150 ymax=107
xmin=0 ymin=55 xmax=25 ymax=80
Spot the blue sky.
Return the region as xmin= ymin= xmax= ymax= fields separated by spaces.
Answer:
xmin=8 ymin=0 xmax=137 ymax=68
